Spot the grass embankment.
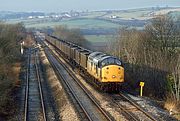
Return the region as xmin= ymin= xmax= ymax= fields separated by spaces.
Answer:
xmin=0 ymin=63 xmax=21 ymax=116
xmin=164 ymin=96 xmax=180 ymax=120
xmin=0 ymin=22 xmax=25 ymax=120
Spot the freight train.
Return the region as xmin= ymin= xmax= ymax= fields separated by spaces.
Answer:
xmin=45 ymin=35 xmax=124 ymax=91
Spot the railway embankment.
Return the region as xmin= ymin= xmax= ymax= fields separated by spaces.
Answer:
xmin=0 ymin=62 xmax=22 ymax=120
xmin=0 ymin=23 xmax=26 ymax=120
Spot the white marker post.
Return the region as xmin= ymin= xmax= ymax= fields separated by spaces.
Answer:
xmin=20 ymin=41 xmax=24 ymax=54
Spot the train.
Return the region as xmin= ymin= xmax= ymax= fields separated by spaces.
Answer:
xmin=45 ymin=35 xmax=124 ymax=92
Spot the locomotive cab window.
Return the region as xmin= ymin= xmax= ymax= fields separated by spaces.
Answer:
xmin=109 ymin=58 xmax=114 ymax=64
xmin=101 ymin=59 xmax=108 ymax=67
xmin=99 ymin=58 xmax=121 ymax=68
xmin=115 ymin=59 xmax=121 ymax=65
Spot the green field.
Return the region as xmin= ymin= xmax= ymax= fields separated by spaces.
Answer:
xmin=6 ymin=8 xmax=179 ymax=44
xmin=81 ymin=11 xmax=107 ymax=18
xmin=84 ymin=35 xmax=116 ymax=43
xmin=102 ymin=8 xmax=155 ymax=20
xmin=8 ymin=18 xmax=122 ymax=29
xmin=24 ymin=19 xmax=121 ymax=29
xmin=6 ymin=7 xmax=180 ymax=29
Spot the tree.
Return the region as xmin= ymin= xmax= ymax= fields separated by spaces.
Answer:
xmin=107 ymin=15 xmax=180 ymax=100
xmin=53 ymin=25 xmax=87 ymax=46
xmin=145 ymin=15 xmax=180 ymax=101
xmin=0 ymin=23 xmax=25 ymax=63
xmin=0 ymin=22 xmax=26 ymax=117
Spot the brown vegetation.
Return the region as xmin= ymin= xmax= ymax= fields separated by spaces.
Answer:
xmin=0 ymin=22 xmax=26 ymax=119
xmin=53 ymin=25 xmax=90 ymax=48
xmin=107 ymin=15 xmax=180 ymax=115
xmin=23 ymin=34 xmax=35 ymax=48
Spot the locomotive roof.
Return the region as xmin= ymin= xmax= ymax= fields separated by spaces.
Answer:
xmin=89 ymin=52 xmax=121 ymax=65
xmin=98 ymin=56 xmax=118 ymax=62
xmin=88 ymin=52 xmax=103 ymax=59
xmin=89 ymin=52 xmax=102 ymax=61
xmin=93 ymin=54 xmax=107 ymax=64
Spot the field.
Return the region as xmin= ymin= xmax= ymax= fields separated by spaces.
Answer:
xmin=84 ymin=35 xmax=116 ymax=43
xmin=102 ymin=8 xmax=154 ymax=20
xmin=6 ymin=7 xmax=180 ymax=30
xmin=6 ymin=7 xmax=179 ymax=45
xmin=8 ymin=18 xmax=122 ymax=29
xmin=10 ymin=17 xmax=144 ymax=30
xmin=8 ymin=18 xmax=120 ymax=45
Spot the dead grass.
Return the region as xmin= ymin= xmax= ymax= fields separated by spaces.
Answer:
xmin=0 ymin=62 xmax=21 ymax=119
xmin=12 ymin=63 xmax=21 ymax=87
xmin=0 ymin=79 xmax=14 ymax=117
xmin=164 ymin=95 xmax=180 ymax=120
xmin=23 ymin=34 xmax=35 ymax=48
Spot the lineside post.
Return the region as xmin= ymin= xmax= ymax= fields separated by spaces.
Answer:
xmin=139 ymin=82 xmax=145 ymax=96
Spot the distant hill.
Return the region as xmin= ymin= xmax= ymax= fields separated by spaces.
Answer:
xmin=1 ymin=7 xmax=179 ymax=29
xmin=1 ymin=7 xmax=180 ymax=20
xmin=0 ymin=11 xmax=45 ymax=19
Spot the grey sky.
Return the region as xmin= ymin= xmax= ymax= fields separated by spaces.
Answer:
xmin=0 ymin=0 xmax=179 ymax=12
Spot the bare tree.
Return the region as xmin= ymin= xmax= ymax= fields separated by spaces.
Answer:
xmin=145 ymin=15 xmax=180 ymax=101
xmin=53 ymin=25 xmax=87 ymax=47
xmin=0 ymin=22 xmax=26 ymax=116
xmin=107 ymin=15 xmax=180 ymax=100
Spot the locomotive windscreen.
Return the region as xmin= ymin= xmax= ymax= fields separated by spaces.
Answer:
xmin=99 ymin=57 xmax=121 ymax=67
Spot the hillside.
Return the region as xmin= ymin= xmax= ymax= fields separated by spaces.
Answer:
xmin=1 ymin=7 xmax=179 ymax=29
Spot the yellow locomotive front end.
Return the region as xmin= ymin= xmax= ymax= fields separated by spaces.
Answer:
xmin=98 ymin=56 xmax=124 ymax=91
xmin=101 ymin=65 xmax=124 ymax=83
xmin=87 ymin=52 xmax=124 ymax=91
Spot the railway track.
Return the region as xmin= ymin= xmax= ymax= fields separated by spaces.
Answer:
xmin=111 ymin=93 xmax=159 ymax=121
xmin=46 ymin=43 xmax=161 ymax=121
xmin=52 ymin=50 xmax=159 ymax=120
xmin=34 ymin=34 xmax=176 ymax=121
xmin=44 ymin=47 xmax=113 ymax=121
xmin=24 ymin=49 xmax=47 ymax=121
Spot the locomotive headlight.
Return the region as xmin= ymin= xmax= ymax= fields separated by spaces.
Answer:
xmin=112 ymin=75 xmax=116 ymax=78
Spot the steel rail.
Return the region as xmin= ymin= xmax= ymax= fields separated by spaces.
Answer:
xmin=47 ymin=46 xmax=113 ymax=121
xmin=34 ymin=51 xmax=47 ymax=121
xmin=45 ymin=40 xmax=157 ymax=121
xmin=24 ymin=49 xmax=30 ymax=121
xmin=49 ymin=44 xmax=158 ymax=121
xmin=24 ymin=49 xmax=47 ymax=121
xmin=119 ymin=93 xmax=159 ymax=121
xmin=56 ymin=53 xmax=112 ymax=121
xmin=111 ymin=96 xmax=140 ymax=121
xmin=45 ymin=49 xmax=93 ymax=121
xmin=53 ymin=44 xmax=159 ymax=121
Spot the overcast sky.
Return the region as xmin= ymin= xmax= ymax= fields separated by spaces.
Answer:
xmin=0 ymin=0 xmax=179 ymax=12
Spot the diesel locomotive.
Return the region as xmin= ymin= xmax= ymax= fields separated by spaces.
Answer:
xmin=45 ymin=35 xmax=124 ymax=91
